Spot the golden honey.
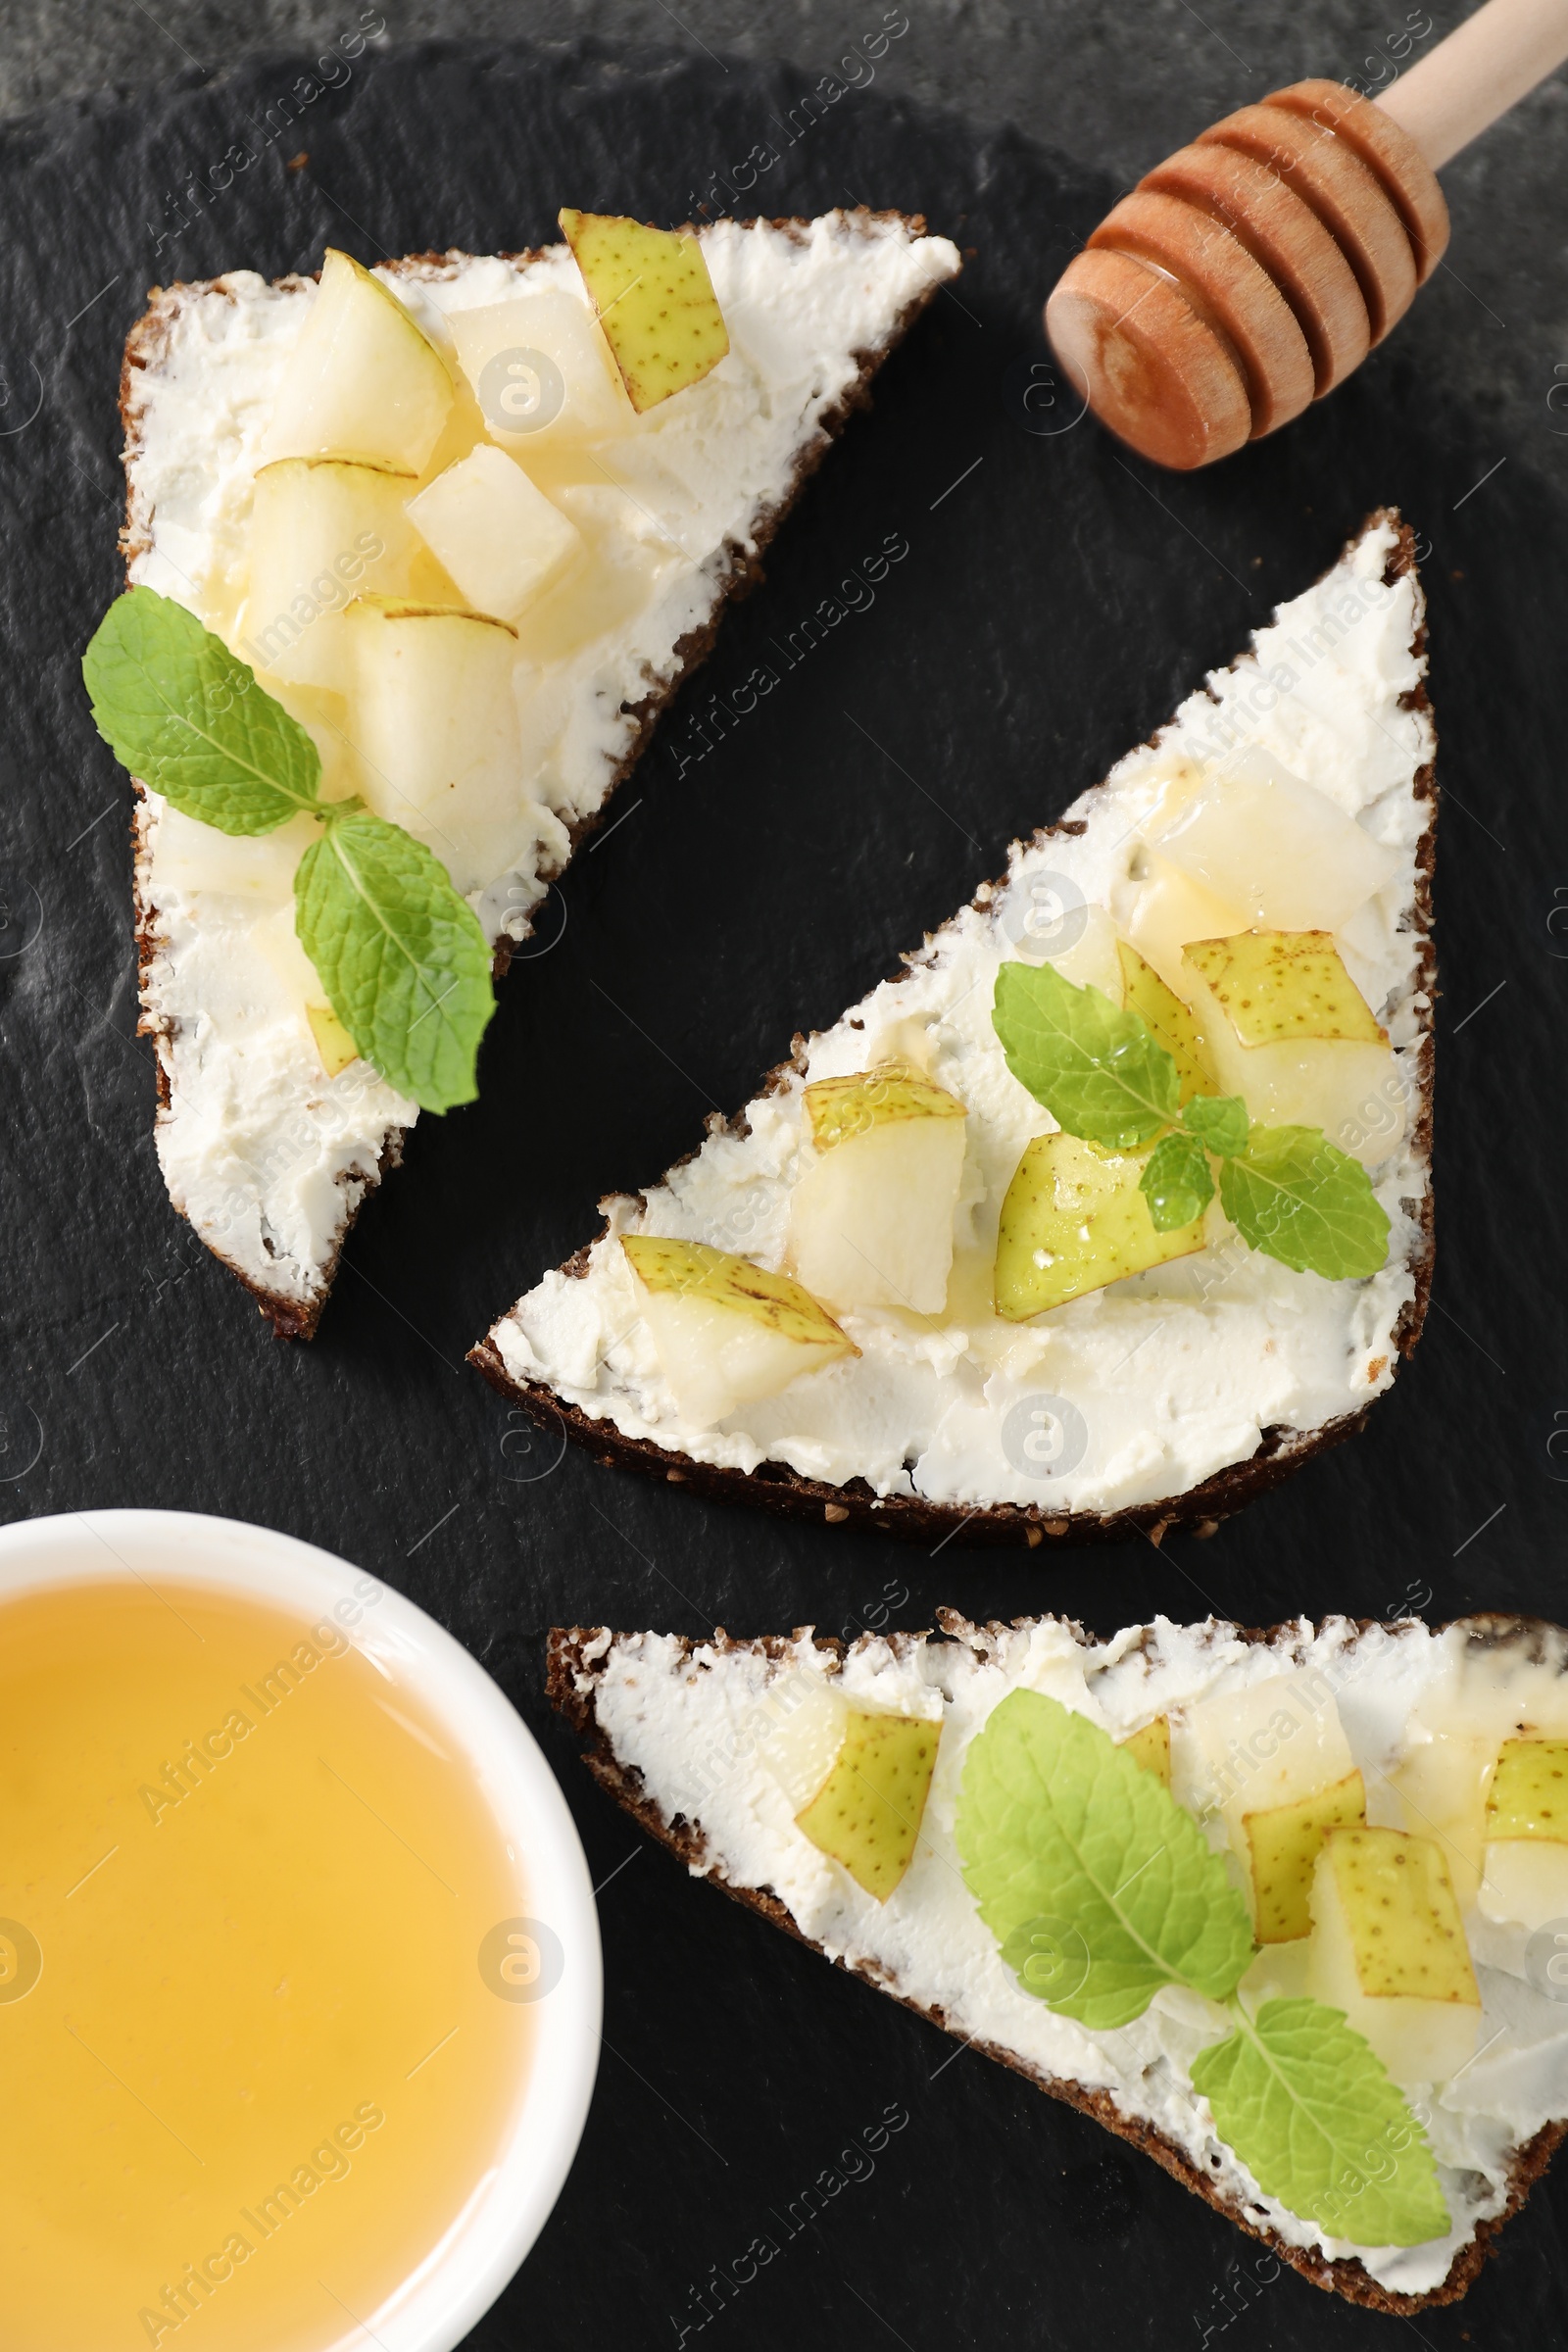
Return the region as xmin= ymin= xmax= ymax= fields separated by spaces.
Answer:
xmin=0 ymin=1573 xmax=534 ymax=2349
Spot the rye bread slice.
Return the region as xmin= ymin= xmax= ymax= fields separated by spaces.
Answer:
xmin=474 ymin=512 xmax=1436 ymax=1544
xmin=548 ymin=1610 xmax=1566 ymax=2314
xmin=118 ymin=213 xmax=959 ymax=1339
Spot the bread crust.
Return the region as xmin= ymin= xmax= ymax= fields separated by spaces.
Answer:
xmin=546 ymin=1611 xmax=1562 ymax=2314
xmin=117 ymin=213 xmax=954 ymax=1338
xmin=474 ymin=511 xmax=1437 ymax=1542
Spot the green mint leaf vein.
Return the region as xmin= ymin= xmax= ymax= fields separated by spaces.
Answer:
xmin=1140 ymin=1131 xmax=1214 ymax=1231
xmin=1219 ymin=1126 xmax=1391 ymax=1281
xmin=955 ymin=1690 xmax=1253 ymax=2030
xmin=1191 ymin=1998 xmax=1448 ymax=2249
xmin=993 ymin=962 xmax=1180 ymax=1151
xmin=82 ymin=587 xmax=321 ymax=834
xmin=295 ymin=809 xmax=494 ymax=1113
xmin=1181 ymin=1093 xmax=1249 ymax=1158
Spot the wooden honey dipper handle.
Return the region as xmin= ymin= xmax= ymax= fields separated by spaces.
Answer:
xmin=1380 ymin=0 xmax=1568 ymax=166
xmin=1046 ymin=0 xmax=1568 ymax=469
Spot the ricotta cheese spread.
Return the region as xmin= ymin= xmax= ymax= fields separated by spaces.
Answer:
xmin=573 ymin=1612 xmax=1568 ymax=2297
xmin=491 ymin=516 xmax=1433 ymax=1515
xmin=122 ymin=213 xmax=959 ymax=1314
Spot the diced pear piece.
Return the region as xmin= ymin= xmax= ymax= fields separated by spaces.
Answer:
xmin=622 ymin=1236 xmax=857 ymax=1427
xmin=1484 ymin=1842 xmax=1568 ymax=1936
xmin=1180 ymin=931 xmax=1404 ymax=1166
xmin=249 ymin=905 xmax=361 ymax=1078
xmin=794 ymin=1709 xmax=941 ymax=1901
xmin=1126 ymin=851 xmax=1249 ymax=996
xmin=1478 ymin=1739 xmax=1568 ymax=1930
xmin=798 ymin=1061 xmax=962 ymax=1153
xmin=1183 ymin=1671 xmax=1363 ymax=1940
xmin=785 ymin=1060 xmax=967 ymax=1315
xmin=306 ymin=1002 xmax=360 ymax=1080
xmin=406 ymin=444 xmax=583 ymax=621
xmin=1306 ymin=1828 xmax=1482 ymax=2086
xmin=249 ymin=898 xmax=321 ymax=998
xmin=560 ymin=210 xmax=730 ymax=413
xmin=1388 ymin=1720 xmax=1496 ymax=1908
xmin=240 ymin=458 xmax=419 ymax=689
xmin=993 ymin=1133 xmax=1206 ymax=1321
xmin=1485 ymin=1737 xmax=1568 ymax=1838
xmin=1245 ymin=1773 xmax=1367 ymax=1943
xmin=342 ymin=597 xmax=522 ymax=897
xmin=1116 ymin=940 xmax=1217 ymax=1104
xmin=1120 ymin=1717 xmax=1171 ymax=1786
xmin=1185 ymin=1669 xmax=1360 ymax=1816
xmin=1043 ymin=901 xmax=1125 ymax=1002
xmin=1184 ymin=931 xmax=1385 ymax=1048
xmin=446 ymin=287 xmax=635 ymax=446
xmin=1150 ymin=749 xmax=1398 ymax=933
xmin=758 ymin=1674 xmax=851 ymax=1814
xmin=152 ymin=805 xmax=321 ymax=902
xmin=266 ymin=249 xmax=454 ymax=472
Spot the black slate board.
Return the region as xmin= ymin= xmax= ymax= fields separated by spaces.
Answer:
xmin=3 ymin=33 xmax=1567 ymax=2348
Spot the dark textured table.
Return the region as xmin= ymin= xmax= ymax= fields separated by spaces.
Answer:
xmin=2 ymin=15 xmax=1567 ymax=2350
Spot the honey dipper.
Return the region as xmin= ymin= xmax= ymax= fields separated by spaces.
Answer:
xmin=1045 ymin=0 xmax=1568 ymax=468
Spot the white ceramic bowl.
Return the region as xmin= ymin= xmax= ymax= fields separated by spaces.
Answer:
xmin=0 ymin=1507 xmax=600 ymax=2352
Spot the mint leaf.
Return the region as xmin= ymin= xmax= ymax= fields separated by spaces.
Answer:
xmin=956 ymin=1690 xmax=1252 ymax=2029
xmin=1140 ymin=1132 xmax=1214 ymax=1231
xmin=295 ymin=810 xmax=494 ymax=1112
xmin=82 ymin=587 xmax=321 ymax=834
xmin=993 ymin=963 xmax=1180 ymax=1151
xmin=1219 ymin=1127 xmax=1390 ymax=1280
xmin=1182 ymin=1094 xmax=1249 ymax=1158
xmin=1191 ymin=1999 xmax=1448 ymax=2249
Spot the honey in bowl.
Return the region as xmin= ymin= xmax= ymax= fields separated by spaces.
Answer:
xmin=0 ymin=1570 xmax=537 ymax=2350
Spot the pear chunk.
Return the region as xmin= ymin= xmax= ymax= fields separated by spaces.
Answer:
xmin=1116 ymin=940 xmax=1216 ymax=1104
xmin=248 ymin=905 xmax=361 ymax=1078
xmin=341 ymin=597 xmax=522 ymax=896
xmin=559 ymin=210 xmax=730 ymax=412
xmin=786 ymin=1060 xmax=967 ymax=1314
xmin=1180 ymin=931 xmax=1404 ymax=1166
xmin=1478 ymin=1739 xmax=1568 ymax=1930
xmin=1149 ymin=750 xmax=1398 ymax=933
xmin=622 ymin=1236 xmax=857 ymax=1427
xmin=1388 ymin=1719 xmax=1497 ymax=1908
xmin=1120 ymin=1716 xmax=1171 ymax=1786
xmin=1125 ymin=852 xmax=1248 ymax=996
xmin=1183 ymin=1671 xmax=1364 ymax=1941
xmin=266 ymin=249 xmax=454 ymax=473
xmin=1245 ymin=1773 xmax=1367 ymax=1944
xmin=446 ymin=287 xmax=635 ymax=446
xmin=1185 ymin=931 xmax=1385 ymax=1048
xmin=240 ymin=458 xmax=419 ymax=689
xmin=306 ymin=1002 xmax=360 ymax=1080
xmin=1306 ymin=1828 xmax=1481 ymax=2086
xmin=248 ymin=905 xmax=350 ymax=1068
xmin=795 ymin=1709 xmax=941 ymax=1901
xmin=758 ymin=1674 xmax=851 ymax=1814
xmin=994 ymin=1133 xmax=1206 ymax=1321
xmin=406 ymin=444 xmax=583 ymax=621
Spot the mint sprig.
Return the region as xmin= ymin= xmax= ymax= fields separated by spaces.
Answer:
xmin=1220 ymin=1127 xmax=1392 ymax=1282
xmin=82 ymin=589 xmax=495 ymax=1113
xmin=956 ymin=1690 xmax=1252 ymax=2026
xmin=956 ymin=1692 xmax=1448 ymax=2250
xmin=993 ymin=964 xmax=1389 ymax=1284
xmin=297 ymin=812 xmax=494 ymax=1112
xmin=83 ymin=586 xmax=322 ymax=834
xmin=993 ymin=961 xmax=1179 ymax=1150
xmin=1191 ymin=1997 xmax=1450 ymax=2249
